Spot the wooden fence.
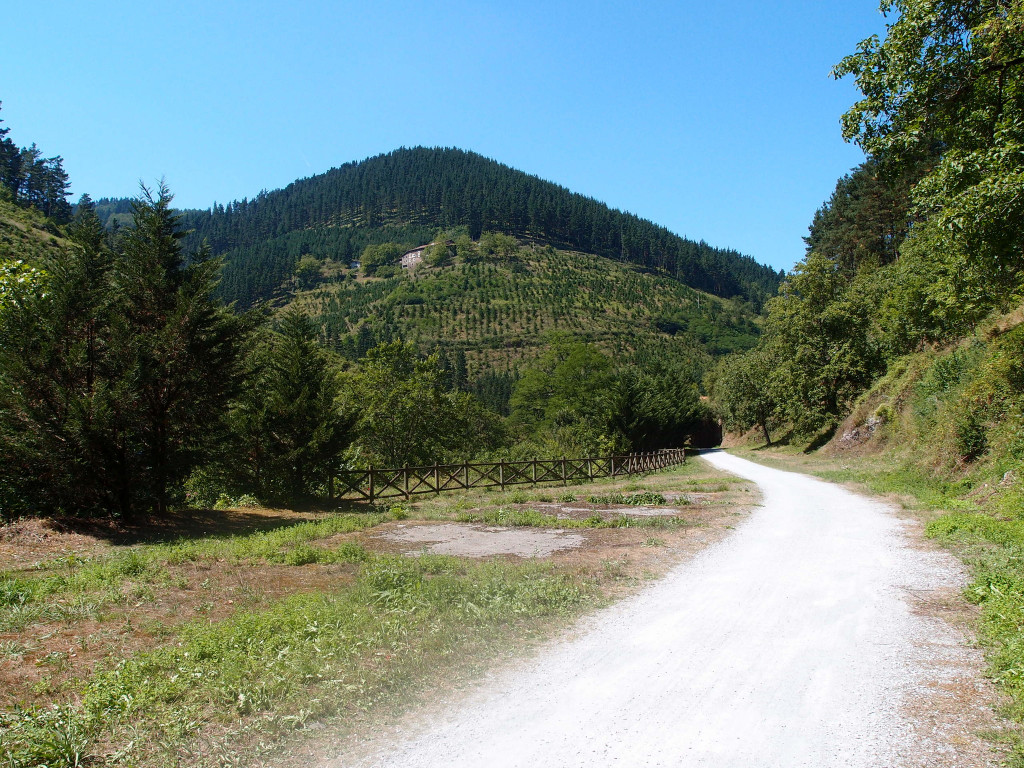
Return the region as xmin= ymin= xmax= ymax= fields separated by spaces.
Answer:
xmin=330 ymin=448 xmax=686 ymax=503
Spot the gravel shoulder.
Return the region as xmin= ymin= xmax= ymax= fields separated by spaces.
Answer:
xmin=323 ymin=451 xmax=1003 ymax=768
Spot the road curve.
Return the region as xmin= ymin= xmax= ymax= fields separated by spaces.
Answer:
xmin=330 ymin=451 xmax=985 ymax=768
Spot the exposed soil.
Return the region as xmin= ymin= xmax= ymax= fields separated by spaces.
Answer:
xmin=0 ymin=559 xmax=361 ymax=709
xmin=374 ymin=523 xmax=586 ymax=558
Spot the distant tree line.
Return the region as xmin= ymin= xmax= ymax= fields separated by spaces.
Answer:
xmin=92 ymin=147 xmax=783 ymax=308
xmin=0 ymin=103 xmax=71 ymax=222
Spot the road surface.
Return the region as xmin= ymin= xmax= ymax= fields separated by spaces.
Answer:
xmin=329 ymin=451 xmax=994 ymax=767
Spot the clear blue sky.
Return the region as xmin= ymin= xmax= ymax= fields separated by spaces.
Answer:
xmin=1 ymin=0 xmax=888 ymax=272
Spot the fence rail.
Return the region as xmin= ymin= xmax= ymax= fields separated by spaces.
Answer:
xmin=330 ymin=448 xmax=686 ymax=503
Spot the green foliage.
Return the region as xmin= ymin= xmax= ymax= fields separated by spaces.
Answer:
xmin=345 ymin=340 xmax=503 ymax=466
xmin=510 ymin=338 xmax=624 ymax=455
xmin=360 ymin=242 xmax=404 ymax=276
xmin=423 ymin=240 xmax=454 ymax=267
xmin=616 ymin=356 xmax=710 ymax=451
xmin=706 ymin=345 xmax=782 ymax=445
xmin=0 ymin=103 xmax=72 ymax=223
xmin=0 ymin=552 xmax=592 ymax=764
xmin=835 ymin=0 xmax=1024 ymax=324
xmin=0 ymin=704 xmax=94 ymax=768
xmin=718 ymin=5 xmax=1024 ymax=443
xmin=747 ymin=251 xmax=886 ymax=435
xmin=587 ymin=491 xmax=668 ymax=506
xmin=803 ymin=159 xmax=914 ymax=277
xmin=0 ymin=258 xmax=46 ymax=311
xmin=0 ymin=186 xmax=249 ymax=519
xmin=227 ymin=307 xmax=352 ymax=501
xmin=294 ymin=254 xmax=322 ymax=290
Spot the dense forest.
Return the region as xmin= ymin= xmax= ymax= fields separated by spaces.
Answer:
xmin=92 ymin=147 xmax=783 ymax=309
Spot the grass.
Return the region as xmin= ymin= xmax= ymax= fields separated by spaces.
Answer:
xmin=454 ymin=506 xmax=689 ymax=530
xmin=925 ymin=488 xmax=1024 ymax=737
xmin=0 ymin=513 xmax=388 ymax=634
xmin=0 ymin=552 xmax=594 ymax=767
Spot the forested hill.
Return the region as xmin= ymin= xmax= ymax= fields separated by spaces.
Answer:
xmin=94 ymin=147 xmax=782 ymax=307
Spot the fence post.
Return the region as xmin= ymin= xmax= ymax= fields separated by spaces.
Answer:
xmin=463 ymin=461 xmax=470 ymax=490
xmin=532 ymin=459 xmax=537 ymax=486
xmin=587 ymin=457 xmax=593 ymax=481
xmin=499 ymin=460 xmax=505 ymax=490
xmin=433 ymin=463 xmax=440 ymax=496
xmin=561 ymin=456 xmax=567 ymax=485
xmin=404 ymin=464 xmax=410 ymax=500
xmin=368 ymin=467 xmax=375 ymax=503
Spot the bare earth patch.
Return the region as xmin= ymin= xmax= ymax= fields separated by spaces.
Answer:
xmin=374 ymin=523 xmax=585 ymax=558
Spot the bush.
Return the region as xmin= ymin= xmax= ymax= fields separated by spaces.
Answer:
xmin=953 ymin=407 xmax=989 ymax=462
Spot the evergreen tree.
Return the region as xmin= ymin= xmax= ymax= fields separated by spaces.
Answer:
xmin=230 ymin=308 xmax=351 ymax=500
xmin=0 ymin=103 xmax=20 ymax=200
xmin=453 ymin=348 xmax=469 ymax=391
xmin=0 ymin=211 xmax=116 ymax=516
xmin=106 ymin=183 xmax=247 ymax=516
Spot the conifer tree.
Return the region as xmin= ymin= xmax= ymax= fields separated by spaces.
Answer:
xmin=106 ymin=182 xmax=247 ymax=516
xmin=229 ymin=307 xmax=350 ymax=500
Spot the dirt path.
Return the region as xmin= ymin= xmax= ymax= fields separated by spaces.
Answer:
xmin=324 ymin=452 xmax=1000 ymax=767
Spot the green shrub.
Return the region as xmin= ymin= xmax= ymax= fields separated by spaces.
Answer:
xmin=953 ymin=407 xmax=989 ymax=462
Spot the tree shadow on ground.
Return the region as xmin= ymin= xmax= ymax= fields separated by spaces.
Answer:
xmin=43 ymin=499 xmax=373 ymax=546
xmin=803 ymin=425 xmax=837 ymax=454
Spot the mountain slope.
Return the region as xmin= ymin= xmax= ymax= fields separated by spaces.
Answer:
xmin=0 ymin=194 xmax=74 ymax=265
xmin=95 ymin=147 xmax=782 ymax=308
xmin=292 ymin=238 xmax=760 ymax=375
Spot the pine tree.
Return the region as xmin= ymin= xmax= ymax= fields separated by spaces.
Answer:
xmin=107 ymin=182 xmax=247 ymax=516
xmin=0 ymin=202 xmax=116 ymax=515
xmin=230 ymin=308 xmax=350 ymax=500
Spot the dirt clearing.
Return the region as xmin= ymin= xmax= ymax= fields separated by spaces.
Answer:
xmin=374 ymin=523 xmax=586 ymax=557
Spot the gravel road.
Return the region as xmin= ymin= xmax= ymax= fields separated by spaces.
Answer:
xmin=329 ymin=451 xmax=995 ymax=767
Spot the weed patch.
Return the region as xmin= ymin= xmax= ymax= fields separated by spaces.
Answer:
xmin=587 ymin=491 xmax=668 ymax=506
xmin=0 ymin=553 xmax=593 ymax=767
xmin=454 ymin=507 xmax=686 ymax=530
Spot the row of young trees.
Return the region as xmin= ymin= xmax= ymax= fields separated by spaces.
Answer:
xmin=709 ymin=0 xmax=1024 ymax=449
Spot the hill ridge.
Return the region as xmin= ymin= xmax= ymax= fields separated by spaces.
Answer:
xmin=92 ymin=147 xmax=782 ymax=308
